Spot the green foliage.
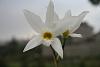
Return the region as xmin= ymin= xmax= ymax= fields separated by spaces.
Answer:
xmin=0 ymin=38 xmax=100 ymax=67
xmin=89 ymin=0 xmax=100 ymax=5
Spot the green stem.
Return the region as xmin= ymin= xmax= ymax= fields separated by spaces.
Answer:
xmin=50 ymin=46 xmax=58 ymax=67
xmin=53 ymin=55 xmax=58 ymax=67
xmin=62 ymin=38 xmax=67 ymax=49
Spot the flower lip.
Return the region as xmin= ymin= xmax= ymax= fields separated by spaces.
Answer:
xmin=43 ymin=32 xmax=53 ymax=40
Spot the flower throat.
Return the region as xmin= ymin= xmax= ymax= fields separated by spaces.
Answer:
xmin=43 ymin=32 xmax=52 ymax=40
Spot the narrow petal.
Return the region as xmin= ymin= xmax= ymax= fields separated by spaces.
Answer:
xmin=23 ymin=35 xmax=42 ymax=52
xmin=69 ymin=33 xmax=82 ymax=38
xmin=46 ymin=0 xmax=54 ymax=23
xmin=23 ymin=9 xmax=46 ymax=33
xmin=52 ymin=20 xmax=68 ymax=36
xmin=54 ymin=12 xmax=59 ymax=22
xmin=64 ymin=10 xmax=71 ymax=18
xmin=45 ymin=0 xmax=59 ymax=28
xmin=69 ymin=11 xmax=89 ymax=33
xmin=51 ymin=38 xmax=63 ymax=59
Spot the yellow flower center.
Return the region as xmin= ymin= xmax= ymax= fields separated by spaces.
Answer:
xmin=43 ymin=32 xmax=52 ymax=40
xmin=63 ymin=30 xmax=69 ymax=38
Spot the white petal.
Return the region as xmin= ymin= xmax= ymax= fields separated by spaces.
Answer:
xmin=52 ymin=20 xmax=67 ymax=36
xmin=69 ymin=33 xmax=82 ymax=38
xmin=23 ymin=9 xmax=46 ymax=33
xmin=53 ymin=11 xmax=78 ymax=36
xmin=45 ymin=0 xmax=59 ymax=28
xmin=46 ymin=0 xmax=54 ymax=23
xmin=64 ymin=10 xmax=71 ymax=18
xmin=54 ymin=12 xmax=59 ymax=22
xmin=42 ymin=40 xmax=51 ymax=47
xmin=23 ymin=35 xmax=42 ymax=52
xmin=69 ymin=11 xmax=89 ymax=33
xmin=53 ymin=16 xmax=82 ymax=37
xmin=51 ymin=38 xmax=63 ymax=59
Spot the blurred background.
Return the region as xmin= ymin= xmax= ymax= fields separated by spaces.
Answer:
xmin=0 ymin=0 xmax=100 ymax=67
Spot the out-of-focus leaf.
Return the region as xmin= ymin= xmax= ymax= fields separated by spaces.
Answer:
xmin=89 ymin=0 xmax=100 ymax=6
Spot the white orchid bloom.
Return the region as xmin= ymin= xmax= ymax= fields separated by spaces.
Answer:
xmin=59 ymin=10 xmax=89 ymax=38
xmin=23 ymin=1 xmax=64 ymax=58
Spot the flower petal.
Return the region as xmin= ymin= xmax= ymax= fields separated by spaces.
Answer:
xmin=53 ymin=11 xmax=78 ymax=36
xmin=69 ymin=11 xmax=89 ymax=33
xmin=45 ymin=0 xmax=59 ymax=28
xmin=54 ymin=12 xmax=59 ymax=22
xmin=23 ymin=35 xmax=42 ymax=52
xmin=23 ymin=9 xmax=46 ymax=33
xmin=64 ymin=10 xmax=71 ymax=18
xmin=52 ymin=20 xmax=67 ymax=36
xmin=51 ymin=38 xmax=63 ymax=59
xmin=69 ymin=33 xmax=82 ymax=38
xmin=46 ymin=0 xmax=54 ymax=23
xmin=42 ymin=40 xmax=51 ymax=47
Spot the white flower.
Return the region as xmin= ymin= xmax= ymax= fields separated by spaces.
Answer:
xmin=23 ymin=0 xmax=89 ymax=59
xmin=23 ymin=1 xmax=64 ymax=58
xmin=59 ymin=10 xmax=89 ymax=38
xmin=44 ymin=1 xmax=89 ymax=38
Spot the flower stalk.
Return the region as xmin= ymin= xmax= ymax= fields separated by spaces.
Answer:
xmin=50 ymin=46 xmax=58 ymax=67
